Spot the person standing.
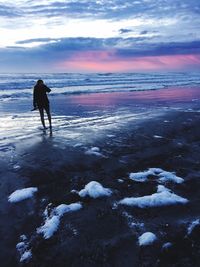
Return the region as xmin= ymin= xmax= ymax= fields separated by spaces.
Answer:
xmin=33 ymin=79 xmax=52 ymax=129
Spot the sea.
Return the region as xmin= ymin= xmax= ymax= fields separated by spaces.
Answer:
xmin=0 ymin=72 xmax=200 ymax=102
xmin=1 ymin=71 xmax=200 ymax=149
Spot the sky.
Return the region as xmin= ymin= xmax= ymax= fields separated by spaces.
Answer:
xmin=0 ymin=0 xmax=200 ymax=72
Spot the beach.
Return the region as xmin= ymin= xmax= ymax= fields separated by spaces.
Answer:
xmin=1 ymin=73 xmax=200 ymax=266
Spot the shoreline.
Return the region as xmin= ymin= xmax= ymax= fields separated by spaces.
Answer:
xmin=1 ymin=86 xmax=200 ymax=266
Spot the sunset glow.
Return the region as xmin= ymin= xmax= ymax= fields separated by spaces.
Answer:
xmin=56 ymin=52 xmax=200 ymax=72
xmin=1 ymin=0 xmax=200 ymax=72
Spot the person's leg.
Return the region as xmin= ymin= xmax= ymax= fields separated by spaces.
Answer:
xmin=38 ymin=108 xmax=46 ymax=128
xmin=44 ymin=105 xmax=52 ymax=128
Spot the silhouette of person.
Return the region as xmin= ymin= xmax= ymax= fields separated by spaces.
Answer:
xmin=33 ymin=79 xmax=52 ymax=129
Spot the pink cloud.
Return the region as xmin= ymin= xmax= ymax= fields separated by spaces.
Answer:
xmin=55 ymin=51 xmax=200 ymax=72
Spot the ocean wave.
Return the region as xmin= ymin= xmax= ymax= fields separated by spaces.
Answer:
xmin=0 ymin=72 xmax=199 ymax=101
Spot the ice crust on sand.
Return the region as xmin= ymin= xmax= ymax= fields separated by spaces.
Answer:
xmin=8 ymin=187 xmax=38 ymax=203
xmin=129 ymin=168 xmax=184 ymax=184
xmin=138 ymin=232 xmax=157 ymax=246
xmin=37 ymin=203 xmax=82 ymax=239
xmin=119 ymin=185 xmax=188 ymax=208
xmin=79 ymin=181 xmax=112 ymax=198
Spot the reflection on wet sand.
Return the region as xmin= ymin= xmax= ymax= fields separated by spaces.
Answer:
xmin=1 ymin=86 xmax=200 ymax=267
xmin=1 ymin=86 xmax=200 ymax=153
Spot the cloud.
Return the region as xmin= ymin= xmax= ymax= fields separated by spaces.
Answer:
xmin=3 ymin=37 xmax=200 ymax=58
xmin=0 ymin=3 xmax=22 ymax=17
xmin=119 ymin=28 xmax=133 ymax=34
xmin=16 ymin=38 xmax=59 ymax=44
xmin=140 ymin=30 xmax=148 ymax=35
xmin=0 ymin=1 xmax=200 ymax=72
xmin=2 ymin=0 xmax=200 ymax=21
xmin=1 ymin=1 xmax=199 ymax=45
xmin=1 ymin=37 xmax=200 ymax=72
xmin=115 ymin=40 xmax=200 ymax=57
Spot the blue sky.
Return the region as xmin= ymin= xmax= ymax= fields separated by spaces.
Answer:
xmin=0 ymin=0 xmax=200 ymax=72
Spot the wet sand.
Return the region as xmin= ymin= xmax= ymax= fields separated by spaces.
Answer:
xmin=1 ymin=87 xmax=200 ymax=267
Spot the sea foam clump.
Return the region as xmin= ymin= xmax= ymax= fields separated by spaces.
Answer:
xmin=16 ymin=236 xmax=32 ymax=263
xmin=138 ymin=232 xmax=157 ymax=246
xmin=37 ymin=203 xmax=82 ymax=239
xmin=79 ymin=181 xmax=112 ymax=198
xmin=119 ymin=185 xmax=188 ymax=208
xmin=85 ymin=147 xmax=104 ymax=157
xmin=55 ymin=203 xmax=82 ymax=217
xmin=155 ymin=169 xmax=184 ymax=184
xmin=162 ymin=242 xmax=173 ymax=250
xmin=19 ymin=250 xmax=32 ymax=263
xmin=187 ymin=219 xmax=200 ymax=235
xmin=129 ymin=170 xmax=153 ymax=182
xmin=8 ymin=187 xmax=38 ymax=203
xmin=129 ymin=168 xmax=184 ymax=184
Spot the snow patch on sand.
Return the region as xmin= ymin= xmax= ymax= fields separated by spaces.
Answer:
xmin=79 ymin=181 xmax=112 ymax=198
xmin=37 ymin=202 xmax=82 ymax=239
xmin=138 ymin=232 xmax=157 ymax=246
xmin=8 ymin=187 xmax=38 ymax=203
xmin=118 ymin=185 xmax=188 ymax=208
xmin=129 ymin=168 xmax=184 ymax=184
